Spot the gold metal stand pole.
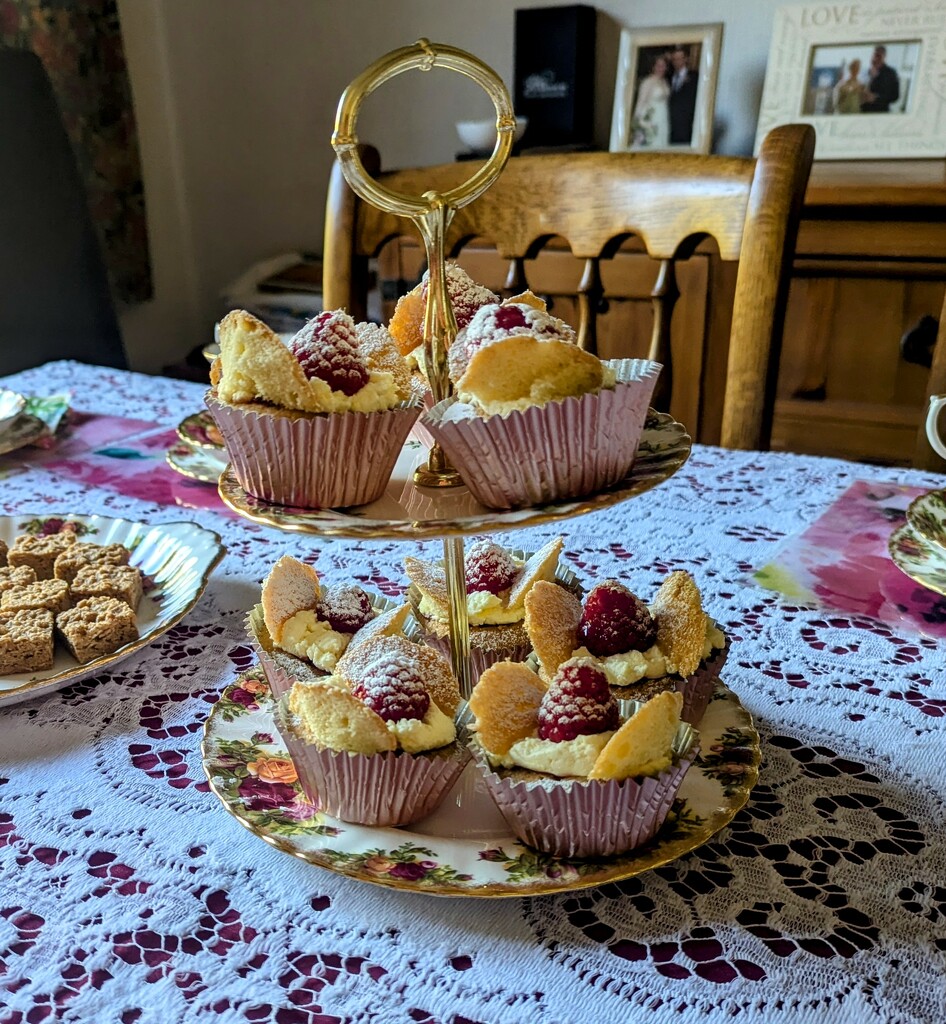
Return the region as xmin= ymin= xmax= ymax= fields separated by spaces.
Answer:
xmin=442 ymin=535 xmax=472 ymax=698
xmin=331 ymin=38 xmax=515 ymax=488
xmin=331 ymin=39 xmax=516 ymax=697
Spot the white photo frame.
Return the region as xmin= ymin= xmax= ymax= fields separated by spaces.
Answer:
xmin=755 ymin=1 xmax=946 ymax=159
xmin=610 ymin=24 xmax=722 ymax=155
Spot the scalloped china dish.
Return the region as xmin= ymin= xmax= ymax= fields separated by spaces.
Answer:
xmin=202 ymin=677 xmax=759 ymax=898
xmin=0 ymin=513 xmax=225 ymax=706
xmin=906 ymin=488 xmax=946 ymax=553
xmin=165 ymin=442 xmax=229 ymax=484
xmin=889 ymin=520 xmax=946 ymax=597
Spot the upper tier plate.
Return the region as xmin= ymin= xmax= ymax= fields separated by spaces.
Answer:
xmin=218 ymin=410 xmax=691 ymax=540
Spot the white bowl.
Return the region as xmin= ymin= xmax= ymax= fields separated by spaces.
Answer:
xmin=455 ymin=116 xmax=528 ymax=151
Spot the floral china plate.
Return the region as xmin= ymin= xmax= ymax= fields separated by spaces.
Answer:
xmin=906 ymin=488 xmax=946 ymax=554
xmin=0 ymin=514 xmax=225 ymax=706
xmin=177 ymin=411 xmax=225 ymax=450
xmin=166 ymin=441 xmax=229 ymax=484
xmin=889 ymin=520 xmax=946 ymax=597
xmin=218 ymin=411 xmax=691 ymax=541
xmin=202 ymin=675 xmax=759 ymax=898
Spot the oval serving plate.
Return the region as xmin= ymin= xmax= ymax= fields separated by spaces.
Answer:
xmin=218 ymin=411 xmax=691 ymax=541
xmin=906 ymin=488 xmax=946 ymax=554
xmin=202 ymin=675 xmax=759 ymax=898
xmin=0 ymin=513 xmax=225 ymax=706
xmin=889 ymin=520 xmax=946 ymax=597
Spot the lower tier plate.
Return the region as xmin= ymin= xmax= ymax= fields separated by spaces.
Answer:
xmin=201 ymin=673 xmax=759 ymax=898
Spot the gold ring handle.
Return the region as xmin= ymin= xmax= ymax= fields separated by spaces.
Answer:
xmin=332 ymin=38 xmax=516 ymax=216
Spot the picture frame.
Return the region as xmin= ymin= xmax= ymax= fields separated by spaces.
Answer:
xmin=609 ymin=23 xmax=722 ymax=155
xmin=755 ymin=1 xmax=946 ymax=159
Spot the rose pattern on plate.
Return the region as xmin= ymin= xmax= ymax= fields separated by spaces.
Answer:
xmin=322 ymin=843 xmax=474 ymax=887
xmin=207 ymin=736 xmax=337 ymax=838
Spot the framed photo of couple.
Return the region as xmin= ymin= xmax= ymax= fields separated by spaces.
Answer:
xmin=756 ymin=1 xmax=946 ymax=159
xmin=609 ymin=23 xmax=723 ymax=154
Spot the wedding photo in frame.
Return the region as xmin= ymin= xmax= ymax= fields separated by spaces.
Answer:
xmin=756 ymin=1 xmax=946 ymax=159
xmin=609 ymin=23 xmax=722 ymax=154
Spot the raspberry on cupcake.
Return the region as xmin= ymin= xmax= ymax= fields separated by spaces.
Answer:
xmin=419 ymin=287 xmax=660 ymax=509
xmin=524 ymin=570 xmax=728 ymax=724
xmin=247 ymin=555 xmax=411 ymax=700
xmin=468 ymin=658 xmax=697 ymax=857
xmin=275 ymin=635 xmax=468 ymax=826
xmin=404 ymin=536 xmax=568 ymax=676
xmin=206 ymin=309 xmax=421 ymax=508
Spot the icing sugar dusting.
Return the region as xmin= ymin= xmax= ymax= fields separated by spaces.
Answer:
xmin=422 ymin=263 xmax=498 ymax=331
xmin=448 ymin=302 xmax=576 ymax=380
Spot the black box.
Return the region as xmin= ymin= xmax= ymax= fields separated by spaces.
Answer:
xmin=514 ymin=5 xmax=596 ymax=148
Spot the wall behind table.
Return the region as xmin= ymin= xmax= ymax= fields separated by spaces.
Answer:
xmin=117 ymin=0 xmax=779 ymax=373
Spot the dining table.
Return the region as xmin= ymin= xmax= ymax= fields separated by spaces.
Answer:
xmin=1 ymin=359 xmax=945 ymax=1024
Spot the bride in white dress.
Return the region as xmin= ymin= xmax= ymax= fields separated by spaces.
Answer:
xmin=632 ymin=55 xmax=671 ymax=149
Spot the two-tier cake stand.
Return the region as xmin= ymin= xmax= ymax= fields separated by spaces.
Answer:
xmin=202 ymin=41 xmax=760 ymax=897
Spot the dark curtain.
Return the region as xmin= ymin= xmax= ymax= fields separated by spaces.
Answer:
xmin=1 ymin=0 xmax=153 ymax=304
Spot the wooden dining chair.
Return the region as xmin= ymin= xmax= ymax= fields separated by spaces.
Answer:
xmin=914 ymin=288 xmax=946 ymax=472
xmin=323 ymin=124 xmax=815 ymax=451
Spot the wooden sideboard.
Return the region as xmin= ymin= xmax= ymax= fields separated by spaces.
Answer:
xmin=377 ymin=159 xmax=946 ymax=466
xmin=777 ymin=160 xmax=946 ymax=467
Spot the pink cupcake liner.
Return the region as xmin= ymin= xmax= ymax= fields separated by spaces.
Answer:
xmin=407 ymin=382 xmax=436 ymax=448
xmin=275 ymin=697 xmax=470 ymax=827
xmin=474 ymin=727 xmax=697 ymax=859
xmin=206 ymin=391 xmax=420 ymax=509
xmin=421 ymin=359 xmax=660 ymax=509
xmin=677 ymin=630 xmax=730 ymax=724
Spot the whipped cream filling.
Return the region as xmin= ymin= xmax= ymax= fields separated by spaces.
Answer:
xmin=586 ymin=617 xmax=725 ymax=688
xmin=490 ymin=731 xmax=614 ymax=778
xmin=278 ymin=610 xmax=350 ymax=671
xmin=417 ymin=554 xmax=527 ymax=626
xmin=387 ymin=701 xmax=456 ymax=753
xmin=308 ymin=367 xmax=402 ymax=415
xmin=219 ymin=361 xmax=402 ymax=415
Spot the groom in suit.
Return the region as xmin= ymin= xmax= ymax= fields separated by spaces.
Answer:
xmin=668 ymin=46 xmax=698 ymax=144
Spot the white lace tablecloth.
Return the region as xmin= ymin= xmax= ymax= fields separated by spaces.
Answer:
xmin=1 ymin=361 xmax=945 ymax=1024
